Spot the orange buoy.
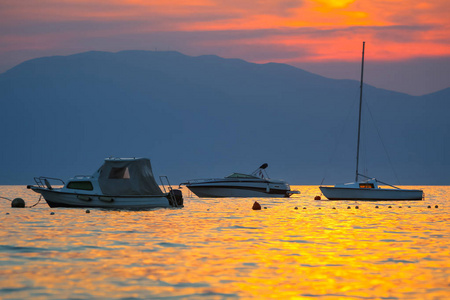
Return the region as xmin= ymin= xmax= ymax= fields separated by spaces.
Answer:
xmin=314 ymin=195 xmax=321 ymax=200
xmin=252 ymin=201 xmax=262 ymax=210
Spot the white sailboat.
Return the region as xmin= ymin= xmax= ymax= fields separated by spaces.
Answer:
xmin=319 ymin=42 xmax=423 ymax=201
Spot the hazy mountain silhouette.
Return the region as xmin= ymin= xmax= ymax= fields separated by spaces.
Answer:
xmin=0 ymin=50 xmax=448 ymax=185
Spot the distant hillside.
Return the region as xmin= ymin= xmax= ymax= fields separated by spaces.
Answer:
xmin=0 ymin=50 xmax=448 ymax=185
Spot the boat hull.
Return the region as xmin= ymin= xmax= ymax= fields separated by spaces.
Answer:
xmin=319 ymin=186 xmax=423 ymax=201
xmin=31 ymin=187 xmax=174 ymax=209
xmin=186 ymin=185 xmax=291 ymax=198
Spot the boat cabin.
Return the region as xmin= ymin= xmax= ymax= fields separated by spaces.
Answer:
xmin=335 ymin=179 xmax=379 ymax=189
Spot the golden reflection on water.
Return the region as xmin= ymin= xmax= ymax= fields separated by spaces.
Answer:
xmin=0 ymin=185 xmax=449 ymax=299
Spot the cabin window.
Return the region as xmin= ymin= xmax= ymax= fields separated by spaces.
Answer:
xmin=109 ymin=167 xmax=130 ymax=179
xmin=67 ymin=181 xmax=94 ymax=191
xmin=359 ymin=183 xmax=374 ymax=189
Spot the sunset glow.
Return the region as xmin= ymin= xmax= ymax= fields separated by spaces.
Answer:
xmin=0 ymin=0 xmax=449 ymax=94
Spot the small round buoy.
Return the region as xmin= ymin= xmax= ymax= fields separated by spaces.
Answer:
xmin=11 ymin=198 xmax=25 ymax=208
xmin=435 ymin=205 xmax=439 ymax=208
xmin=332 ymin=207 xmax=336 ymax=209
xmin=264 ymin=207 xmax=267 ymax=209
xmin=86 ymin=209 xmax=90 ymax=214
xmin=252 ymin=201 xmax=261 ymax=210
xmin=399 ymin=206 xmax=402 ymax=208
xmin=50 ymin=212 xmax=55 ymax=215
xmin=314 ymin=196 xmax=321 ymax=200
xmin=427 ymin=205 xmax=431 ymax=208
xmin=318 ymin=207 xmax=321 ymax=210
xmin=347 ymin=206 xmax=351 ymax=209
xmin=375 ymin=206 xmax=379 ymax=208
xmin=388 ymin=206 xmax=392 ymax=208
xmin=6 ymin=212 xmax=10 ymax=215
xmin=355 ymin=206 xmax=359 ymax=209
xmin=303 ymin=207 xmax=306 ymax=209
xmin=408 ymin=206 xmax=411 ymax=208
xmin=294 ymin=207 xmax=298 ymax=210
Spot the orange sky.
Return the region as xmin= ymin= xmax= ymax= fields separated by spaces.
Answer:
xmin=0 ymin=0 xmax=449 ymax=94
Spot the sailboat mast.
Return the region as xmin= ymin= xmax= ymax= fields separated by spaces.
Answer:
xmin=355 ymin=41 xmax=365 ymax=182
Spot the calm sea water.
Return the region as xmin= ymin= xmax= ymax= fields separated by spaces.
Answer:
xmin=0 ymin=185 xmax=449 ymax=299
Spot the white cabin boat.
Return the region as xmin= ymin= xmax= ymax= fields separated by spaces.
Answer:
xmin=319 ymin=42 xmax=423 ymax=201
xmin=27 ymin=157 xmax=183 ymax=208
xmin=181 ymin=163 xmax=299 ymax=198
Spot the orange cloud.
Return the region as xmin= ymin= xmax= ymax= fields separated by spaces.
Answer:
xmin=0 ymin=0 xmax=449 ymax=64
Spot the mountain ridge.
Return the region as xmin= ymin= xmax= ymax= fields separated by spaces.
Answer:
xmin=0 ymin=50 xmax=448 ymax=185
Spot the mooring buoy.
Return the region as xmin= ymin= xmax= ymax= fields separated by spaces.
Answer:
xmin=86 ymin=209 xmax=90 ymax=214
xmin=314 ymin=196 xmax=321 ymax=200
xmin=11 ymin=198 xmax=25 ymax=208
xmin=355 ymin=206 xmax=359 ymax=209
xmin=50 ymin=212 xmax=55 ymax=215
xmin=375 ymin=206 xmax=379 ymax=208
xmin=435 ymin=205 xmax=439 ymax=208
xmin=294 ymin=207 xmax=298 ymax=210
xmin=252 ymin=201 xmax=261 ymax=210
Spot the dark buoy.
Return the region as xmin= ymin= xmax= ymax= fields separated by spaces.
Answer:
xmin=303 ymin=207 xmax=306 ymax=209
xmin=6 ymin=212 xmax=10 ymax=215
xmin=375 ymin=206 xmax=379 ymax=208
xmin=11 ymin=198 xmax=25 ymax=208
xmin=427 ymin=205 xmax=431 ymax=208
xmin=332 ymin=207 xmax=336 ymax=209
xmin=314 ymin=196 xmax=321 ymax=200
xmin=50 ymin=212 xmax=55 ymax=215
xmin=347 ymin=206 xmax=351 ymax=209
xmin=435 ymin=205 xmax=439 ymax=208
xmin=355 ymin=206 xmax=359 ymax=209
xmin=86 ymin=209 xmax=90 ymax=214
xmin=388 ymin=206 xmax=392 ymax=208
xmin=408 ymin=206 xmax=411 ymax=208
xmin=252 ymin=201 xmax=261 ymax=210
xmin=294 ymin=207 xmax=298 ymax=210
xmin=318 ymin=207 xmax=321 ymax=210
xmin=264 ymin=207 xmax=267 ymax=209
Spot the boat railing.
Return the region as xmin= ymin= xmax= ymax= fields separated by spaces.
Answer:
xmin=159 ymin=176 xmax=178 ymax=207
xmin=33 ymin=176 xmax=65 ymax=189
xmin=73 ymin=175 xmax=93 ymax=179
xmin=181 ymin=178 xmax=222 ymax=184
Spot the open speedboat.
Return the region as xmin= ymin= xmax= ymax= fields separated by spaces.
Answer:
xmin=181 ymin=163 xmax=299 ymax=198
xmin=27 ymin=157 xmax=183 ymax=208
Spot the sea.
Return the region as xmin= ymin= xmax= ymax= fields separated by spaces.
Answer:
xmin=0 ymin=185 xmax=449 ymax=299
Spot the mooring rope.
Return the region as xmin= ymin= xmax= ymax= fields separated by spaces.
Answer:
xmin=0 ymin=196 xmax=12 ymax=202
xmin=27 ymin=196 xmax=43 ymax=208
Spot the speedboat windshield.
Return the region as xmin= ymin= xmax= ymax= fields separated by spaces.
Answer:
xmin=225 ymin=173 xmax=259 ymax=179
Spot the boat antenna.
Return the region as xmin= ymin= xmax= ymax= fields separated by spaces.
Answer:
xmin=355 ymin=41 xmax=365 ymax=182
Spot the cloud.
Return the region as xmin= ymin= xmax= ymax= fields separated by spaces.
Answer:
xmin=0 ymin=0 xmax=449 ymax=94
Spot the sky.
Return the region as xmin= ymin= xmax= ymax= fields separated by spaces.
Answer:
xmin=1 ymin=0 xmax=449 ymax=95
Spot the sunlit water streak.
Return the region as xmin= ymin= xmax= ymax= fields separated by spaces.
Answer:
xmin=1 ymin=185 xmax=449 ymax=299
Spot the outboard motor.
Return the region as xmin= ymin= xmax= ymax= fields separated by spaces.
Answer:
xmin=168 ymin=189 xmax=183 ymax=207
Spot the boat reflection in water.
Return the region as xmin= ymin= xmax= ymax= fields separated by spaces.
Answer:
xmin=27 ymin=157 xmax=183 ymax=208
xmin=181 ymin=163 xmax=299 ymax=198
